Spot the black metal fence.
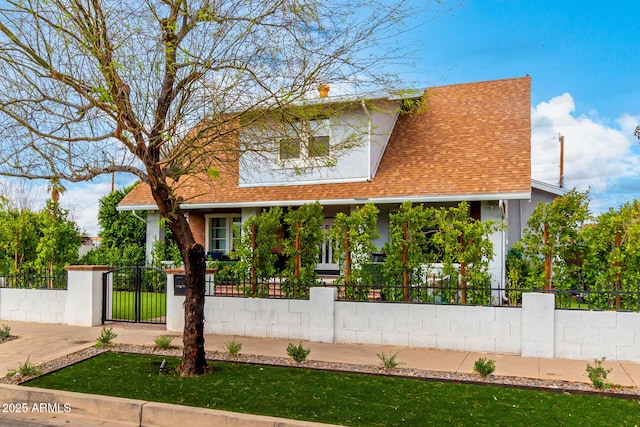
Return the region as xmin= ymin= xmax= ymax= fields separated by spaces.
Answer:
xmin=0 ymin=270 xmax=67 ymax=289
xmin=204 ymin=271 xmax=326 ymax=299
xmin=202 ymin=267 xmax=640 ymax=312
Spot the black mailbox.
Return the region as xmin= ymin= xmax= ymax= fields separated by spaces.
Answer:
xmin=174 ymin=274 xmax=186 ymax=296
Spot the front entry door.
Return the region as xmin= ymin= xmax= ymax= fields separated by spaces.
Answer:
xmin=317 ymin=218 xmax=338 ymax=274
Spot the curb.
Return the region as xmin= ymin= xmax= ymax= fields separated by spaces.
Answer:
xmin=0 ymin=384 xmax=338 ymax=427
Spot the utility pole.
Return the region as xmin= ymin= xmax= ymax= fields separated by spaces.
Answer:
xmin=559 ymin=135 xmax=564 ymax=188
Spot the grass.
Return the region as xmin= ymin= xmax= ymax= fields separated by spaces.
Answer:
xmin=24 ymin=353 xmax=640 ymax=426
xmin=110 ymin=291 xmax=166 ymax=321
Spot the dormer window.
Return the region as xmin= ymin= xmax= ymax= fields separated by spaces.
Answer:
xmin=278 ymin=119 xmax=330 ymax=161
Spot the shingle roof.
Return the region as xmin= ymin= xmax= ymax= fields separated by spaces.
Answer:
xmin=119 ymin=76 xmax=531 ymax=209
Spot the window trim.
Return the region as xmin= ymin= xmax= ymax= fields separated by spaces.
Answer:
xmin=277 ymin=118 xmax=331 ymax=163
xmin=204 ymin=214 xmax=242 ymax=255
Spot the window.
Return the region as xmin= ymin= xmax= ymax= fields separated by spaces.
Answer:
xmin=278 ymin=119 xmax=330 ymax=161
xmin=206 ymin=215 xmax=242 ymax=255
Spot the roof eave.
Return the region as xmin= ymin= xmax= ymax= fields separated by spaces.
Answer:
xmin=116 ymin=191 xmax=531 ymax=211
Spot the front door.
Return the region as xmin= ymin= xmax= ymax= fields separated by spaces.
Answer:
xmin=317 ymin=218 xmax=338 ymax=274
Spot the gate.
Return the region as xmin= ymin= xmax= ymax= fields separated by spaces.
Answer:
xmin=102 ymin=266 xmax=167 ymax=324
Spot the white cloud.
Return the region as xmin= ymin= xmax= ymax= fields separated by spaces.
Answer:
xmin=532 ymin=93 xmax=640 ymax=213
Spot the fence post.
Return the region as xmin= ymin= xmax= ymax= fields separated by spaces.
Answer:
xmin=310 ymin=287 xmax=337 ymax=343
xmin=65 ymin=265 xmax=112 ymax=326
xmin=165 ymin=269 xmax=186 ymax=333
xmin=521 ymin=292 xmax=555 ymax=358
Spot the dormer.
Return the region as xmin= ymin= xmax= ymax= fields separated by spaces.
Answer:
xmin=238 ymin=89 xmax=422 ymax=187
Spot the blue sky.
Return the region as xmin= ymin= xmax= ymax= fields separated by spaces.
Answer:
xmin=400 ymin=0 xmax=640 ymax=214
xmin=7 ymin=0 xmax=640 ymax=235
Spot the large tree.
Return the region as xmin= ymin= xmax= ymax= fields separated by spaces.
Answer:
xmin=0 ymin=0 xmax=433 ymax=375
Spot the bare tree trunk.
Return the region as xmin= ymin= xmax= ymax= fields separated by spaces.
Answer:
xmin=180 ymin=242 xmax=207 ymax=376
xmin=147 ymin=174 xmax=208 ymax=376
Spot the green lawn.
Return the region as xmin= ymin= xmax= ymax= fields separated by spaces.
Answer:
xmin=110 ymin=291 xmax=166 ymax=321
xmin=25 ymin=352 xmax=640 ymax=426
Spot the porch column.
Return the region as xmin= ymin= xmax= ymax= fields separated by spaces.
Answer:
xmin=146 ymin=212 xmax=165 ymax=265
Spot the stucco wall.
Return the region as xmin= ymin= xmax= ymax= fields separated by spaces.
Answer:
xmin=0 ymin=288 xmax=66 ymax=323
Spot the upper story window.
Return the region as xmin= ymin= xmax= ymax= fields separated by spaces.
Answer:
xmin=278 ymin=119 xmax=330 ymax=161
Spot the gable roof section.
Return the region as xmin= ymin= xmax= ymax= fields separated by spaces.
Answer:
xmin=119 ymin=76 xmax=532 ymax=210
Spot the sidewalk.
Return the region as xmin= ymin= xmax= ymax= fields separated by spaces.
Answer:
xmin=1 ymin=320 xmax=639 ymax=426
xmin=2 ymin=320 xmax=640 ymax=387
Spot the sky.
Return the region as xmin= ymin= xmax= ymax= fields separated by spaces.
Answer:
xmin=5 ymin=0 xmax=640 ymax=236
xmin=401 ymin=0 xmax=640 ymax=214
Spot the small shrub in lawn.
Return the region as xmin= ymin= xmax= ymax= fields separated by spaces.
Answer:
xmin=0 ymin=324 xmax=10 ymax=338
xmin=586 ymin=357 xmax=613 ymax=390
xmin=7 ymin=356 xmax=41 ymax=377
xmin=153 ymin=335 xmax=174 ymax=349
xmin=95 ymin=327 xmax=117 ymax=348
xmin=473 ymin=357 xmax=496 ymax=378
xmin=225 ymin=338 xmax=242 ymax=357
xmin=286 ymin=342 xmax=311 ymax=362
xmin=377 ymin=351 xmax=404 ymax=370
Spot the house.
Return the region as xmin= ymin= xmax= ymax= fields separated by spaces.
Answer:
xmin=119 ymin=76 xmax=539 ymax=287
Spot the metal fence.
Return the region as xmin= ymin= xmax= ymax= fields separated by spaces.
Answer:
xmin=202 ymin=268 xmax=640 ymax=312
xmin=0 ymin=270 xmax=67 ymax=289
xmin=204 ymin=272 xmax=326 ymax=300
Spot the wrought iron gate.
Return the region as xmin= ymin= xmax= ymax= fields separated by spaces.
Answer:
xmin=102 ymin=266 xmax=167 ymax=324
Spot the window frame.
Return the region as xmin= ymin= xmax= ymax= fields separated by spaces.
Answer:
xmin=204 ymin=214 xmax=242 ymax=255
xmin=277 ymin=118 xmax=331 ymax=162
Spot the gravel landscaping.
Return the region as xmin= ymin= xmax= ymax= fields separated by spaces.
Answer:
xmin=2 ymin=342 xmax=639 ymax=399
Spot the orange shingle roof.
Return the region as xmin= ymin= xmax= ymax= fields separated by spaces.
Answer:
xmin=120 ymin=77 xmax=531 ymax=209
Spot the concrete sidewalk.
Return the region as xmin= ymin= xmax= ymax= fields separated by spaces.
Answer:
xmin=1 ymin=320 xmax=639 ymax=426
xmin=2 ymin=320 xmax=640 ymax=387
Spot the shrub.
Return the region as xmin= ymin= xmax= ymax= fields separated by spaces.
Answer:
xmin=377 ymin=351 xmax=403 ymax=370
xmin=225 ymin=338 xmax=243 ymax=357
xmin=586 ymin=357 xmax=612 ymax=390
xmin=7 ymin=356 xmax=41 ymax=377
xmin=286 ymin=342 xmax=311 ymax=362
xmin=153 ymin=335 xmax=174 ymax=349
xmin=95 ymin=327 xmax=117 ymax=348
xmin=0 ymin=324 xmax=10 ymax=338
xmin=473 ymin=357 xmax=496 ymax=378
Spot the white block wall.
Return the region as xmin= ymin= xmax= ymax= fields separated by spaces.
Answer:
xmin=0 ymin=288 xmax=67 ymax=323
xmin=555 ymin=310 xmax=640 ymax=362
xmin=334 ymin=302 xmax=521 ymax=353
xmin=6 ymin=268 xmax=640 ymax=364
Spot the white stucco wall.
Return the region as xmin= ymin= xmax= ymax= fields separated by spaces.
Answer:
xmin=0 ymin=288 xmax=66 ymax=323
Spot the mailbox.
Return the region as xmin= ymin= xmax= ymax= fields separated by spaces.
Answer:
xmin=174 ymin=274 xmax=186 ymax=296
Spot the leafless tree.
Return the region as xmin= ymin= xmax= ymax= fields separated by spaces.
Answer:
xmin=0 ymin=0 xmax=439 ymax=375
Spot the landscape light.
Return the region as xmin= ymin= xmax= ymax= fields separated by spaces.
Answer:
xmin=159 ymin=359 xmax=167 ymax=374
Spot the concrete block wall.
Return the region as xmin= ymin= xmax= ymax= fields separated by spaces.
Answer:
xmin=6 ymin=268 xmax=640 ymax=364
xmin=0 ymin=288 xmax=66 ymax=323
xmin=334 ymin=302 xmax=521 ymax=353
xmin=555 ymin=310 xmax=640 ymax=362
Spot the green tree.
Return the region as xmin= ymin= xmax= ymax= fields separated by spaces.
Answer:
xmin=0 ymin=0 xmax=433 ymax=375
xmin=282 ymin=202 xmax=324 ymax=296
xmin=232 ymin=207 xmax=283 ymax=294
xmin=382 ymin=201 xmax=436 ymax=302
xmin=34 ymin=201 xmax=81 ymax=288
xmin=580 ymin=200 xmax=640 ymax=309
xmin=0 ymin=199 xmax=40 ymax=275
xmin=329 ymin=203 xmax=380 ymax=300
xmin=80 ymin=184 xmax=146 ymax=267
xmin=432 ymin=201 xmax=504 ymax=305
xmin=517 ymin=189 xmax=591 ymax=295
